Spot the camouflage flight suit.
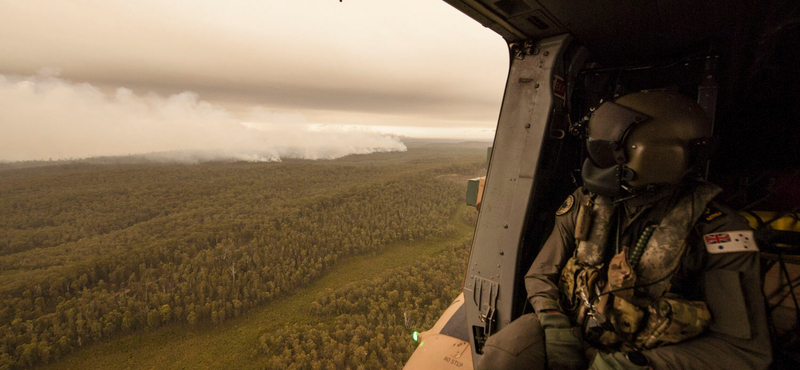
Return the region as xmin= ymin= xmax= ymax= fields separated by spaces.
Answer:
xmin=524 ymin=181 xmax=772 ymax=369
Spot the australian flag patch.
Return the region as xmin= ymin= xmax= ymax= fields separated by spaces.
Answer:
xmin=703 ymin=231 xmax=758 ymax=254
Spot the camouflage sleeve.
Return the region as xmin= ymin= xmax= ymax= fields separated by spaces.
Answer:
xmin=524 ymin=188 xmax=581 ymax=313
xmin=643 ymin=203 xmax=772 ymax=369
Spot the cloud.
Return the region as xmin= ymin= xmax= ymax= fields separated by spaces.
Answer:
xmin=0 ymin=72 xmax=407 ymax=163
xmin=0 ymin=0 xmax=508 ymax=123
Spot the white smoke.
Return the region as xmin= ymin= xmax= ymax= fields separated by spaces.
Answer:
xmin=0 ymin=72 xmax=407 ymax=163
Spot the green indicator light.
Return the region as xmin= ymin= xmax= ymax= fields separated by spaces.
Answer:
xmin=412 ymin=331 xmax=419 ymax=342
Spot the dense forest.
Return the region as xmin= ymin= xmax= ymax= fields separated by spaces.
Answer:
xmin=258 ymin=236 xmax=471 ymax=370
xmin=0 ymin=143 xmax=485 ymax=369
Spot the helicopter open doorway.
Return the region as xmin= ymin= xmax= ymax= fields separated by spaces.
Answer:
xmin=404 ymin=0 xmax=800 ymax=369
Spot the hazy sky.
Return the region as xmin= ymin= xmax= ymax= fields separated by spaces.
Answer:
xmin=0 ymin=0 xmax=508 ymax=161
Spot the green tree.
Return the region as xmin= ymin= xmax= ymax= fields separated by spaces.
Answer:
xmin=146 ymin=309 xmax=161 ymax=329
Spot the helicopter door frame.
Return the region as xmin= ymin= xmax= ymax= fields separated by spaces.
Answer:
xmin=464 ymin=34 xmax=572 ymax=363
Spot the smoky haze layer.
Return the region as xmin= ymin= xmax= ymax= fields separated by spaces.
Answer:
xmin=0 ymin=72 xmax=407 ymax=163
xmin=0 ymin=0 xmax=508 ymax=126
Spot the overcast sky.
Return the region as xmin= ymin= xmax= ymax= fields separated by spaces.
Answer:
xmin=0 ymin=0 xmax=508 ymax=161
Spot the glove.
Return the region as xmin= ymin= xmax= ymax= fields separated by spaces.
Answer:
xmin=588 ymin=351 xmax=650 ymax=370
xmin=540 ymin=313 xmax=587 ymax=370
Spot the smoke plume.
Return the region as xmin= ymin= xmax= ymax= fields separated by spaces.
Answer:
xmin=0 ymin=72 xmax=407 ymax=163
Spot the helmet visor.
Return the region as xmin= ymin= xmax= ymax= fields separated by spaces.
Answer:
xmin=586 ymin=138 xmax=619 ymax=168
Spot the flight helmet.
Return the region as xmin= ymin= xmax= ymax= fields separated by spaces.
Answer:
xmin=581 ymin=91 xmax=713 ymax=197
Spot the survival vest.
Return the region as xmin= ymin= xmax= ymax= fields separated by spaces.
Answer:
xmin=558 ymin=181 xmax=720 ymax=350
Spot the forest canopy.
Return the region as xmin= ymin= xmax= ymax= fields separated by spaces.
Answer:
xmin=0 ymin=143 xmax=485 ymax=369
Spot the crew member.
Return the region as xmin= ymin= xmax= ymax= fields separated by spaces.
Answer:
xmin=477 ymin=91 xmax=772 ymax=370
